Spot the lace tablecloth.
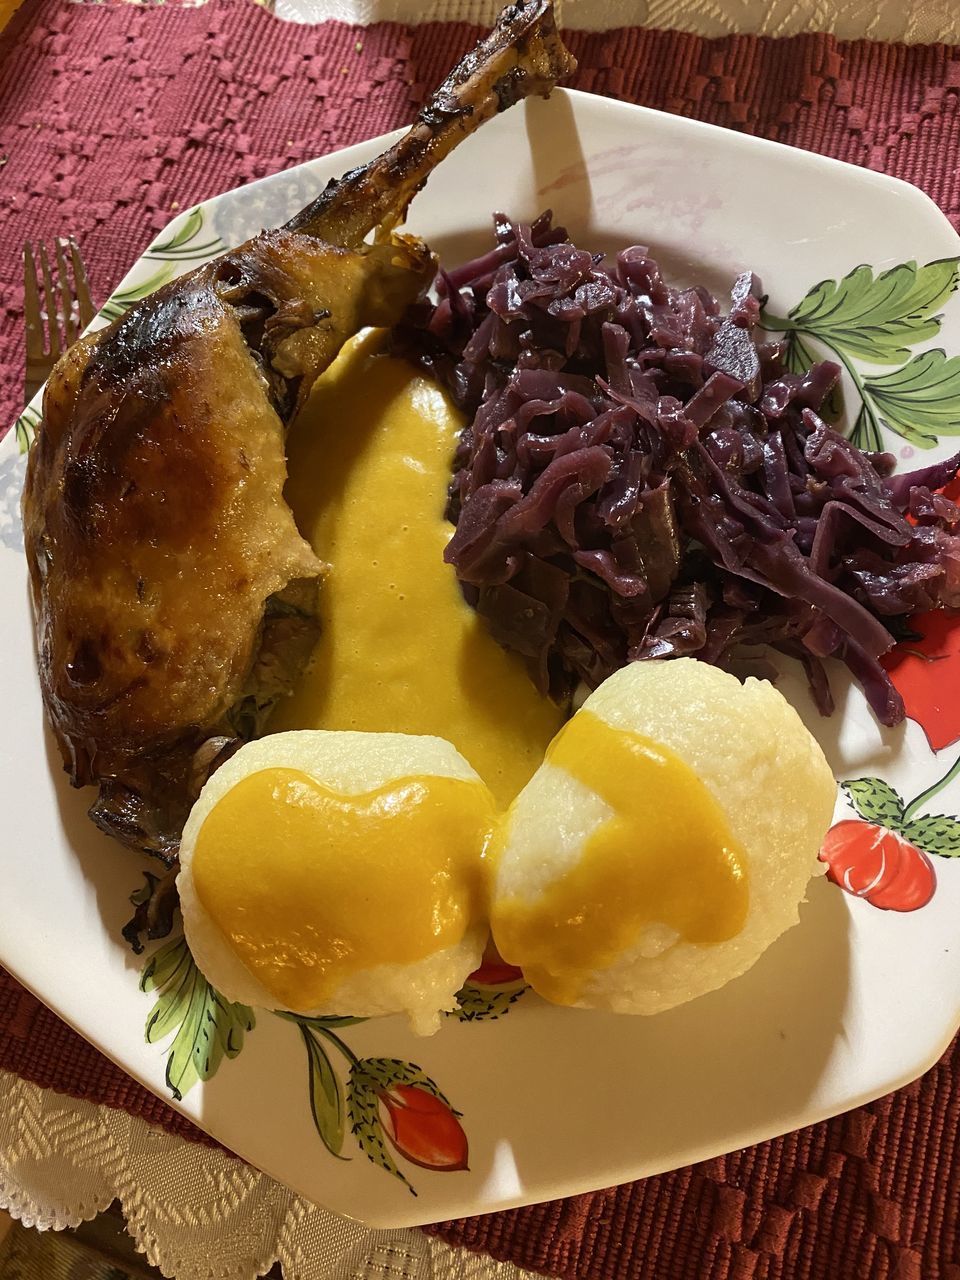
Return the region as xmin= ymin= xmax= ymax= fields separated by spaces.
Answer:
xmin=4 ymin=1 xmax=960 ymax=1278
xmin=274 ymin=0 xmax=960 ymax=41
xmin=0 ymin=1070 xmax=537 ymax=1279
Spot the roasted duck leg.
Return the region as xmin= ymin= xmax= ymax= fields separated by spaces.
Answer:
xmin=22 ymin=1 xmax=576 ymax=883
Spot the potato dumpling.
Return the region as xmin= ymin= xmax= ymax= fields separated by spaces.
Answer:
xmin=178 ymin=730 xmax=494 ymax=1035
xmin=490 ymin=659 xmax=836 ymax=1014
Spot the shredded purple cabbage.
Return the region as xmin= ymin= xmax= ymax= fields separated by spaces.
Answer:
xmin=393 ymin=213 xmax=960 ymax=726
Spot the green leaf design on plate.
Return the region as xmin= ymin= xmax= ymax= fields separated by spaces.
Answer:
xmin=850 ymin=401 xmax=883 ymax=452
xmin=98 ymin=264 xmax=176 ymax=323
xmin=140 ymin=936 xmax=255 ymax=1102
xmin=863 ymin=349 xmax=960 ymax=447
xmin=353 ymin=1057 xmax=455 ymax=1106
xmin=140 ymin=934 xmax=192 ymax=994
xmin=145 ymin=205 xmax=224 ymax=261
xmin=841 ymin=777 xmax=905 ymax=828
xmin=784 ymin=259 xmax=960 ymax=364
xmin=300 ymin=1026 xmax=347 ymax=1157
xmin=781 ymin=328 xmax=817 ymax=378
xmin=762 ymin=256 xmax=960 ymax=450
xmin=149 ymin=206 xmax=204 ymax=252
xmin=446 ymin=981 xmax=529 ymax=1022
xmin=347 ymin=1061 xmax=409 ymax=1190
xmin=900 ymin=813 xmax=960 ymax=856
xmin=13 ymin=404 xmax=40 ymax=453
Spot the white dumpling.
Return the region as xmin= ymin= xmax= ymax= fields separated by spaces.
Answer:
xmin=491 ymin=659 xmax=836 ymax=1014
xmin=178 ymin=730 xmax=492 ymax=1036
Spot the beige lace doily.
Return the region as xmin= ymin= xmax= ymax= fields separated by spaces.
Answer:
xmin=270 ymin=0 xmax=960 ymax=42
xmin=0 ymin=1070 xmax=539 ymax=1280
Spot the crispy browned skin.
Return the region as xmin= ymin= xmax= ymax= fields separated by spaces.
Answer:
xmin=21 ymin=0 xmax=576 ymax=873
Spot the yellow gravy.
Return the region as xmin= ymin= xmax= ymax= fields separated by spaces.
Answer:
xmin=198 ymin=335 xmax=748 ymax=1010
xmin=192 ymin=766 xmax=495 ymax=1009
xmin=271 ymin=331 xmax=565 ymax=807
xmin=491 ymin=710 xmax=749 ymax=1005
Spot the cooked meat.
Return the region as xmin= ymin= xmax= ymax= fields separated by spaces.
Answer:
xmin=21 ymin=0 xmax=575 ymax=871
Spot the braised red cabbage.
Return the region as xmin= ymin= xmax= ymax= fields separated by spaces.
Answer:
xmin=394 ymin=213 xmax=960 ymax=726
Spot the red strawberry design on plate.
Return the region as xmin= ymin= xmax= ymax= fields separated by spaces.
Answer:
xmin=821 ymin=820 xmax=935 ymax=910
xmin=378 ymin=1082 xmax=469 ymax=1172
xmin=821 ymin=762 xmax=960 ymax=911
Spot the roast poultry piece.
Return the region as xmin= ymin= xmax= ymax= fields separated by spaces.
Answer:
xmin=22 ymin=1 xmax=576 ymax=893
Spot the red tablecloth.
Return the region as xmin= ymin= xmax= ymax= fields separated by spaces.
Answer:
xmin=3 ymin=3 xmax=960 ymax=1276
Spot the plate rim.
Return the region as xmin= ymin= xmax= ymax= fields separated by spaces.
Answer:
xmin=4 ymin=85 xmax=960 ymax=1227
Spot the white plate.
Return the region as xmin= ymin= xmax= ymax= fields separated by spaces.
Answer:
xmin=4 ymin=89 xmax=960 ymax=1229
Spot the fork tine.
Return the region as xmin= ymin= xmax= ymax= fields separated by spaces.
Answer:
xmin=23 ymin=242 xmax=46 ymax=360
xmin=67 ymin=238 xmax=95 ymax=329
xmin=37 ymin=243 xmax=62 ymax=361
xmin=23 ymin=236 xmax=97 ymax=404
xmin=55 ymin=239 xmax=78 ymax=345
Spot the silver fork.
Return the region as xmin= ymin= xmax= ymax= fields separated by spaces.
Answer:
xmin=23 ymin=237 xmax=96 ymax=402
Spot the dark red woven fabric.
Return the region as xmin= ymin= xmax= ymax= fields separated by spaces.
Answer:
xmin=3 ymin=3 xmax=960 ymax=1277
xmin=0 ymin=965 xmax=220 ymax=1145
xmin=5 ymin=1 xmax=960 ymax=431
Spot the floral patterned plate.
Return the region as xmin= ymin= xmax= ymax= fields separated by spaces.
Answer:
xmin=3 ymin=89 xmax=960 ymax=1228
